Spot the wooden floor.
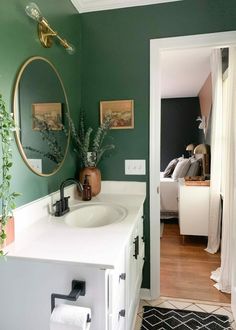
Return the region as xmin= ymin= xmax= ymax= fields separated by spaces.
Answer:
xmin=160 ymin=220 xmax=231 ymax=303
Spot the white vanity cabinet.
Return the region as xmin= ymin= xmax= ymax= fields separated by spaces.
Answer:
xmin=178 ymin=180 xmax=210 ymax=236
xmin=2 ymin=182 xmax=146 ymax=330
xmin=106 ymin=207 xmax=145 ymax=330
xmin=0 ymin=209 xmax=145 ymax=330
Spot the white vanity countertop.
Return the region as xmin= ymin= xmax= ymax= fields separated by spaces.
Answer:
xmin=5 ymin=181 xmax=146 ymax=269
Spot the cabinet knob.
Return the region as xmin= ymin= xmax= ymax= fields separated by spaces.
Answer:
xmin=119 ymin=273 xmax=126 ymax=281
xmin=119 ymin=309 xmax=126 ymax=318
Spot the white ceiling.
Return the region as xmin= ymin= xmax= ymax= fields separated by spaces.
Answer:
xmin=71 ymin=0 xmax=182 ymax=13
xmin=161 ymin=47 xmax=212 ymax=98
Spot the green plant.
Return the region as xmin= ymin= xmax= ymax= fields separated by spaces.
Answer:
xmin=24 ymin=118 xmax=65 ymax=165
xmin=0 ymin=94 xmax=19 ymax=256
xmin=68 ymin=111 xmax=115 ymax=168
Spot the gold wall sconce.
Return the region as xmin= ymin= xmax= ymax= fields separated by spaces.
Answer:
xmin=25 ymin=2 xmax=75 ymax=55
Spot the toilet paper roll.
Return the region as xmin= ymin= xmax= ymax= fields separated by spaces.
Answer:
xmin=50 ymin=304 xmax=91 ymax=330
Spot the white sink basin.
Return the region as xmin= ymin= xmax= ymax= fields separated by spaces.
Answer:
xmin=64 ymin=203 xmax=127 ymax=228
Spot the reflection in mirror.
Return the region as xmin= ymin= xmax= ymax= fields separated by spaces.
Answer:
xmin=13 ymin=57 xmax=70 ymax=176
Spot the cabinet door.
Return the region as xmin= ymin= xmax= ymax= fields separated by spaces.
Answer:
xmin=179 ymin=184 xmax=209 ymax=236
xmin=125 ymin=210 xmax=145 ymax=330
xmin=138 ymin=214 xmax=145 ymax=276
xmin=108 ymin=254 xmax=126 ymax=330
xmin=125 ymin=226 xmax=138 ymax=330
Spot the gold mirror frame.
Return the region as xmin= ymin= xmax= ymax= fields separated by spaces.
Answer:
xmin=13 ymin=56 xmax=70 ymax=177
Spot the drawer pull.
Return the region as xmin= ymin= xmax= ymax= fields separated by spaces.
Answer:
xmin=133 ymin=235 xmax=139 ymax=259
xmin=119 ymin=273 xmax=126 ymax=281
xmin=119 ymin=309 xmax=126 ymax=318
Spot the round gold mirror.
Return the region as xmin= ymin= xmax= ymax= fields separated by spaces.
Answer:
xmin=13 ymin=56 xmax=70 ymax=176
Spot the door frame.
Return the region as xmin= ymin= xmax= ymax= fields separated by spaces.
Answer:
xmin=148 ymin=31 xmax=236 ymax=300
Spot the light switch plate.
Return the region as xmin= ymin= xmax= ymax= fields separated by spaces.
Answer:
xmin=125 ymin=159 xmax=146 ymax=175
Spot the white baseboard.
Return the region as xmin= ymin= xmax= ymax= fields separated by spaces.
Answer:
xmin=140 ymin=288 xmax=152 ymax=300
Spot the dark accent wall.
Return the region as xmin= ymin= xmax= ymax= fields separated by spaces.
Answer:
xmin=161 ymin=97 xmax=202 ymax=171
xmin=81 ymin=0 xmax=236 ymax=288
xmin=0 ymin=0 xmax=81 ymax=206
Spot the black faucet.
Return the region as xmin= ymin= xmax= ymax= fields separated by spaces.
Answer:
xmin=54 ymin=178 xmax=83 ymax=217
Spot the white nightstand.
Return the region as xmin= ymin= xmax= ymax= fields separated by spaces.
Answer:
xmin=178 ymin=179 xmax=210 ymax=237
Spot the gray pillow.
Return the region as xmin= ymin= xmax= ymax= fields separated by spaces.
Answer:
xmin=172 ymin=158 xmax=191 ymax=180
xmin=163 ymin=158 xmax=179 ymax=178
xmin=186 ymin=159 xmax=201 ymax=177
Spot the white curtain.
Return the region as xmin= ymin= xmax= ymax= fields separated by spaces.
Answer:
xmin=211 ymin=47 xmax=236 ymax=293
xmin=205 ymin=49 xmax=223 ymax=254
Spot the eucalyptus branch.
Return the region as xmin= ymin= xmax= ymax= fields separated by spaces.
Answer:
xmin=96 ymin=144 xmax=115 ymax=165
xmin=28 ymin=118 xmax=65 ymax=164
xmin=78 ymin=109 xmax=85 ymax=144
xmin=66 ymin=112 xmax=83 ymax=151
xmin=67 ymin=110 xmax=114 ymax=168
xmin=24 ymin=146 xmax=62 ymax=164
xmin=83 ymin=127 xmax=93 ymax=167
xmin=92 ymin=115 xmax=112 ymax=155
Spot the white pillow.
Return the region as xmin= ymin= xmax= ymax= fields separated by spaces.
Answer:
xmin=172 ymin=158 xmax=191 ymax=180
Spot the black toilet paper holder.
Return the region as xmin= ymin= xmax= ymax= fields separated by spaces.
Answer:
xmin=51 ymin=280 xmax=91 ymax=323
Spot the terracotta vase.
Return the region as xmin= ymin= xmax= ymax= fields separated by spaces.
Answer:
xmin=79 ymin=167 xmax=101 ymax=197
xmin=0 ymin=217 xmax=15 ymax=249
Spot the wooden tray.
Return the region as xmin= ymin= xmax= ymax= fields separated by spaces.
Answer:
xmin=185 ymin=180 xmax=210 ymax=186
xmin=184 ymin=176 xmax=205 ymax=181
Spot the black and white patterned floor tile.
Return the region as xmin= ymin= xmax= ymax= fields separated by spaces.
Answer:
xmin=135 ymin=299 xmax=235 ymax=330
xmin=141 ymin=306 xmax=231 ymax=330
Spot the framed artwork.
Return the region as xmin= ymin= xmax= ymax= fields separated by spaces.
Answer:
xmin=32 ymin=103 xmax=62 ymax=131
xmin=100 ymin=100 xmax=134 ymax=129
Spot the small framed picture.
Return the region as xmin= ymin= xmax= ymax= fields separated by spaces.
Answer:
xmin=100 ymin=100 xmax=134 ymax=129
xmin=32 ymin=103 xmax=62 ymax=131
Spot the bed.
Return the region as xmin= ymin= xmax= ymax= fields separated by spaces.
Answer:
xmin=160 ymin=172 xmax=179 ymax=219
xmin=160 ymin=154 xmax=203 ymax=219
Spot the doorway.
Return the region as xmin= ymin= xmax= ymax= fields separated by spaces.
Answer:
xmin=148 ymin=31 xmax=236 ymax=302
xmin=159 ymin=45 xmax=230 ymax=302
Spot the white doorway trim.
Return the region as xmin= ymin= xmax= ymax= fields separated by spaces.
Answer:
xmin=149 ymin=31 xmax=236 ymax=300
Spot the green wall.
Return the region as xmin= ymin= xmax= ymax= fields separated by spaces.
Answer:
xmin=80 ymin=0 xmax=236 ymax=288
xmin=0 ymin=0 xmax=81 ymax=206
xmin=2 ymin=0 xmax=236 ymax=290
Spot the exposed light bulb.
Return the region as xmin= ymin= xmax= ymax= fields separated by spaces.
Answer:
xmin=25 ymin=2 xmax=42 ymax=22
xmin=26 ymin=2 xmax=76 ymax=55
xmin=65 ymin=43 xmax=76 ymax=55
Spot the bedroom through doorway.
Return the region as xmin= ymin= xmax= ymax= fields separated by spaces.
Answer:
xmin=159 ymin=46 xmax=230 ymax=303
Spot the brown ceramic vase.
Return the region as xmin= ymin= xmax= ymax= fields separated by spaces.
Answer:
xmin=79 ymin=167 xmax=101 ymax=197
